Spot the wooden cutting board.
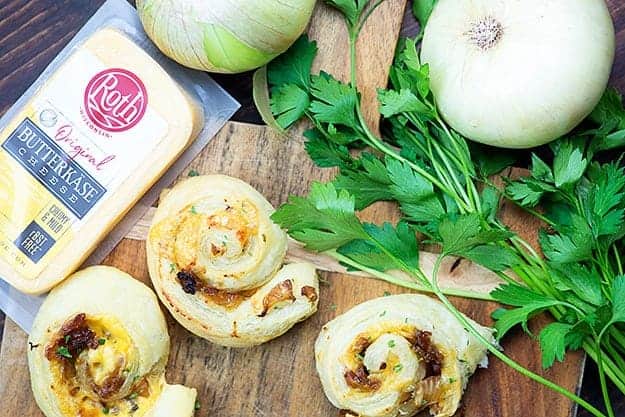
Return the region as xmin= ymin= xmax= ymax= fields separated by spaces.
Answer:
xmin=0 ymin=2 xmax=585 ymax=417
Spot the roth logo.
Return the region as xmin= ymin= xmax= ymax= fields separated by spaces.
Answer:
xmin=83 ymin=68 xmax=148 ymax=132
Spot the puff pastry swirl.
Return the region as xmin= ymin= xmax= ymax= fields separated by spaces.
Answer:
xmin=146 ymin=175 xmax=319 ymax=347
xmin=315 ymin=294 xmax=495 ymax=417
xmin=28 ymin=266 xmax=196 ymax=417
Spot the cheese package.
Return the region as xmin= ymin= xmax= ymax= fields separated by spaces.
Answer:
xmin=0 ymin=0 xmax=238 ymax=295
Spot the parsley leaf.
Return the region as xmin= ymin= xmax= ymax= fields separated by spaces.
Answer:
xmin=539 ymin=226 xmax=593 ymax=264
xmin=586 ymin=305 xmax=614 ymax=334
xmin=585 ymin=163 xmax=625 ymax=237
xmin=304 ymin=129 xmax=353 ymax=168
xmin=334 ymin=154 xmax=394 ymax=209
xmin=366 ymin=221 xmax=419 ymax=268
xmin=491 ymin=284 xmax=565 ymax=338
xmin=265 ymin=35 xmax=318 ymax=129
xmin=56 ymin=346 xmax=72 ymax=359
xmin=461 ymin=244 xmax=519 ymax=272
xmin=438 ymin=214 xmax=512 ymax=255
xmin=530 ymin=154 xmax=554 ymax=182
xmin=378 ymin=88 xmax=433 ymax=119
xmin=480 ymin=186 xmax=500 ymax=223
xmin=551 ymin=138 xmax=588 ymax=188
xmin=338 ymin=239 xmax=399 ymax=272
xmin=310 ymin=72 xmax=361 ymax=129
xmin=385 ymin=157 xmax=445 ymax=223
xmin=491 ymin=283 xmax=562 ymax=307
xmin=390 ymin=40 xmax=431 ymax=98
xmin=589 ymin=88 xmax=625 ymax=131
xmin=271 ymin=182 xmax=367 ymax=251
xmin=539 ymin=322 xmax=574 ymax=369
xmin=271 ymin=84 xmax=310 ymax=128
xmin=267 ymin=35 xmax=317 ymax=90
xmin=396 ymin=39 xmax=422 ymax=75
xmin=564 ymin=323 xmax=590 ymax=350
xmin=505 ymin=178 xmax=551 ymax=208
xmin=438 ymin=214 xmax=479 ymax=252
xmin=610 ymin=275 xmax=625 ymax=324
xmin=338 ymin=222 xmax=419 ymax=272
xmin=469 ymin=143 xmax=517 ymax=178
xmin=386 ymin=158 xmax=435 ymax=204
xmin=550 ymin=264 xmax=604 ymax=307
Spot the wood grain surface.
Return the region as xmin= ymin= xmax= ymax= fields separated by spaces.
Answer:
xmin=0 ymin=1 xmax=624 ymax=417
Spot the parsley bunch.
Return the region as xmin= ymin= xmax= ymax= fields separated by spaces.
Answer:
xmin=258 ymin=1 xmax=625 ymax=416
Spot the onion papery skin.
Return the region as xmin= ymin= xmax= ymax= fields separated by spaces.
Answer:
xmin=28 ymin=266 xmax=197 ymax=417
xmin=315 ymin=294 xmax=494 ymax=417
xmin=421 ymin=0 xmax=615 ymax=149
xmin=136 ymin=0 xmax=316 ymax=74
xmin=147 ymin=175 xmax=319 ymax=347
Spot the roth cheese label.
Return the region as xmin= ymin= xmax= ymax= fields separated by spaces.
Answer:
xmin=83 ymin=68 xmax=148 ymax=132
xmin=0 ymin=39 xmax=167 ymax=280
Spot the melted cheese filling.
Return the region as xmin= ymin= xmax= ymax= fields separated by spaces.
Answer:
xmin=48 ymin=315 xmax=162 ymax=417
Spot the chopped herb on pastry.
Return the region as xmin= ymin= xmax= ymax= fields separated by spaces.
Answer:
xmin=146 ymin=174 xmax=319 ymax=347
xmin=315 ymin=294 xmax=495 ymax=417
xmin=27 ymin=266 xmax=197 ymax=417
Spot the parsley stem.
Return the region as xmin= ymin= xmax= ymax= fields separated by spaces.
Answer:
xmin=361 ymin=112 xmax=465 ymax=210
xmin=597 ymin=249 xmax=615 ymax=289
xmin=510 ymin=262 xmax=559 ymax=303
xmin=406 ymin=115 xmax=470 ymax=182
xmin=604 ymin=338 xmax=625 ymax=377
xmin=594 ymin=335 xmax=616 ymax=417
xmin=608 ymin=329 xmax=625 ymax=357
xmin=510 ymin=236 xmax=547 ymax=270
xmin=428 ymin=132 xmax=474 ymax=210
xmin=355 ymin=0 xmax=387 ymax=37
xmin=403 ymin=114 xmax=474 ymax=214
xmin=435 ymin=116 xmax=482 ymax=212
xmin=584 ymin=341 xmax=625 ymax=395
xmin=613 ymin=245 xmax=623 ymax=275
xmin=504 ymin=198 xmax=556 ymax=228
xmin=346 ymin=27 xmax=470 ymax=213
xmin=328 ymin=251 xmax=496 ymax=302
xmin=429 ymin=255 xmax=609 ymax=417
xmin=494 ymin=270 xmax=518 ymax=285
xmin=414 ymin=120 xmax=472 ymax=207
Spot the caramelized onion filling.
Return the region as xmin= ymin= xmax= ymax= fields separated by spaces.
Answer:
xmin=342 ymin=329 xmax=444 ymax=394
xmin=408 ymin=330 xmax=443 ymax=377
xmin=176 ymin=269 xmax=257 ymax=309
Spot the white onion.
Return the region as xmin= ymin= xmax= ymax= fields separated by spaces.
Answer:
xmin=136 ymin=0 xmax=316 ymax=74
xmin=421 ymin=0 xmax=615 ymax=149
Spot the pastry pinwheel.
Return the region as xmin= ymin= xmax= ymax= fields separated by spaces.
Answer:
xmin=315 ymin=294 xmax=495 ymax=417
xmin=146 ymin=175 xmax=319 ymax=347
xmin=28 ymin=266 xmax=197 ymax=417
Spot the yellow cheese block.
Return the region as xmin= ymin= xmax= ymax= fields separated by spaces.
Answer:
xmin=0 ymin=28 xmax=204 ymax=294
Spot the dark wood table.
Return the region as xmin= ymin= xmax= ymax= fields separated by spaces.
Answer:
xmin=0 ymin=1 xmax=624 ymax=416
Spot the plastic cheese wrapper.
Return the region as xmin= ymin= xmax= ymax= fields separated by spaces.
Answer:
xmin=0 ymin=0 xmax=239 ymax=332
